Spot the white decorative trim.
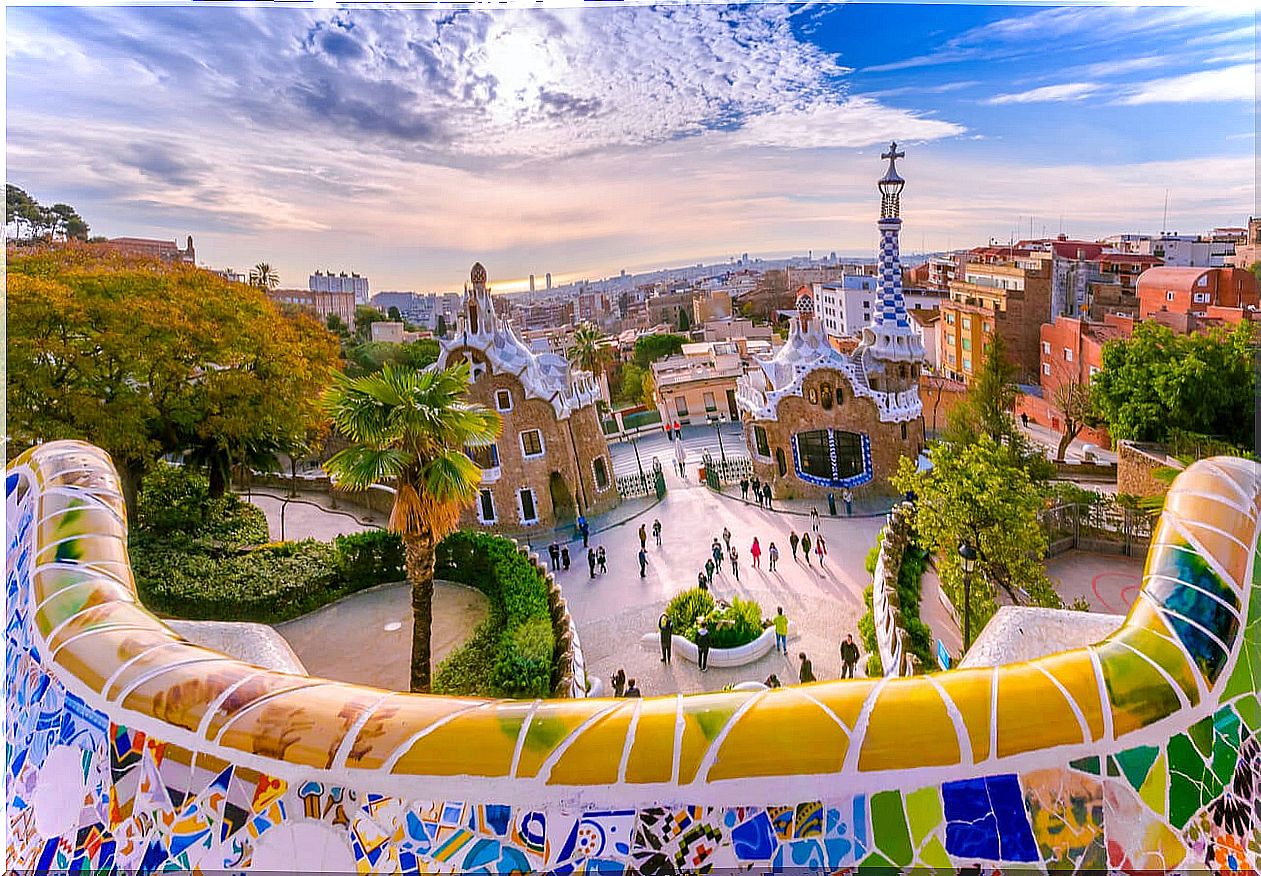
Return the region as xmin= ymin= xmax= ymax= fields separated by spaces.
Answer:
xmin=591 ymin=456 xmax=612 ymax=492
xmin=477 ymin=488 xmax=497 ymax=525
xmin=516 ymin=487 xmax=540 ymax=526
xmin=495 ymin=388 xmax=514 ymax=412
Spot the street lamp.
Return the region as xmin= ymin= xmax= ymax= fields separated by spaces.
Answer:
xmin=708 ymin=414 xmax=728 ymax=463
xmin=958 ymin=540 xmax=978 ymax=652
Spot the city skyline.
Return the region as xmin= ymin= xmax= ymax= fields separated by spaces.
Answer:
xmin=8 ymin=1 xmax=1254 ymax=292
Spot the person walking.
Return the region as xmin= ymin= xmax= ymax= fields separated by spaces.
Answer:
xmin=704 ymin=559 xmax=715 ymax=586
xmin=815 ymin=534 xmax=828 ymax=568
xmin=712 ymin=539 xmax=724 ymax=569
xmin=768 ymin=542 xmax=779 ymax=572
xmin=587 ymin=548 xmax=597 ymax=578
xmin=754 ymin=485 xmax=763 ymax=508
xmin=764 ymin=673 xmax=782 ymax=689
xmin=638 ymin=547 xmax=648 ymax=578
xmin=750 ymin=537 xmax=762 ymax=570
xmin=843 ymin=487 xmax=854 ymax=516
xmin=696 ymin=620 xmax=711 ymax=672
xmin=801 ymin=532 xmax=812 ymax=565
xmin=789 ymin=531 xmax=800 ymax=562
xmin=762 ymin=483 xmax=772 ymax=509
xmin=773 ymin=606 xmax=789 ymax=655
xmin=840 ymin=634 xmax=860 ymax=679
xmin=722 ymin=527 xmax=731 ymax=554
xmin=740 ymin=477 xmax=749 ymax=500
xmin=624 ymin=678 xmax=642 ymax=697
xmin=611 ymin=668 xmax=626 ymax=697
xmin=751 ymin=475 xmax=761 ymax=499
xmin=639 ymin=524 xmax=647 ymax=551
xmin=827 ymin=492 xmax=837 ymax=516
xmin=579 ymin=516 xmax=590 ymax=548
xmin=730 ymin=547 xmax=740 ymax=581
xmin=698 ymin=570 xmax=710 ymax=591
xmin=652 ymin=518 xmax=662 ymax=547
xmin=561 ymin=546 xmax=571 ymax=571
xmin=548 ymin=542 xmax=561 ymax=571
xmin=798 ymin=652 xmax=816 ymax=684
xmin=1021 ymin=411 xmax=1029 ymax=429
xmin=658 ymin=613 xmax=674 ymax=664
xmin=810 ymin=507 xmax=820 ymax=534
xmin=597 ymin=546 xmax=607 ymax=575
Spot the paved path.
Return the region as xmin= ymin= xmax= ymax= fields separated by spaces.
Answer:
xmin=277 ymin=582 xmax=488 ymax=690
xmin=1046 ymin=551 xmax=1143 ymax=614
xmin=243 ymin=489 xmax=381 ymax=542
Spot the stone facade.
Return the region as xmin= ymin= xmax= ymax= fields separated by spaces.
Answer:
xmin=1116 ymin=440 xmax=1183 ymax=498
xmin=744 ymin=367 xmax=924 ymax=499
xmin=438 ymin=263 xmax=619 ymax=534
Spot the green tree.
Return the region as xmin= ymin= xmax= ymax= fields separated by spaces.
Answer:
xmin=893 ymin=435 xmax=1060 ymax=648
xmin=1092 ymin=321 xmax=1254 ymax=447
xmin=388 ymin=305 xmax=403 ymax=321
xmin=6 ymin=186 xmax=88 ymax=241
xmin=632 ymin=333 xmax=686 ymax=368
xmin=7 ymin=244 xmax=339 ymax=514
xmin=249 ymin=262 xmax=279 ymax=290
xmin=344 ymin=339 xmax=440 ymax=379
xmin=1051 ymin=377 xmax=1095 ymax=462
xmin=677 ymin=308 xmax=692 ymax=333
xmin=436 ymin=314 xmax=448 ymax=338
xmin=326 ymin=313 xmax=351 ymax=340
xmin=568 ymin=323 xmax=609 ymax=375
xmin=618 ymin=363 xmax=646 ymax=408
xmin=322 ymin=362 xmax=501 ymax=692
xmin=354 ymin=305 xmax=387 ymax=342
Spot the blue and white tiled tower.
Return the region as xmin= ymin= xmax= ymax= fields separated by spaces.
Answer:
xmin=859 ymin=142 xmax=925 ymax=389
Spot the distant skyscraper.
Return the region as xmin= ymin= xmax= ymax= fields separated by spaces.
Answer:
xmin=529 ymin=274 xmax=536 ymax=292
xmin=545 ymin=273 xmax=552 ymax=290
xmin=310 ymin=270 xmax=369 ymax=304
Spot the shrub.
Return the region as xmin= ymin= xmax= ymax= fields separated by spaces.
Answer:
xmin=432 ymin=531 xmax=558 ymax=699
xmin=666 ymin=587 xmax=715 ymax=641
xmin=334 ymin=530 xmax=404 ymax=590
xmin=135 ymin=463 xmax=268 ymax=545
xmin=708 ymin=598 xmax=765 ymax=649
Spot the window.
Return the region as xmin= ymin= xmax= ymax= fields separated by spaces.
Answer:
xmin=1166 ymin=291 xmax=1176 ymax=301
xmin=946 ymin=332 xmax=956 ymax=345
xmin=466 ymin=443 xmax=499 ymax=470
xmin=1043 ymin=362 xmax=1052 ymax=376
xmin=945 ymin=312 xmax=956 ymax=325
xmin=796 ymin=430 xmax=832 ymax=480
xmin=775 ymin=447 xmax=788 ymax=477
xmin=675 ymin=397 xmax=689 ymax=417
xmin=962 ymin=317 xmax=972 ymax=330
xmin=1089 ymin=365 xmax=1100 ymax=378
xmin=1042 ymin=341 xmax=1051 ymax=354
xmin=1193 ymin=292 xmax=1210 ymax=304
xmin=495 ymin=389 xmax=513 ymax=411
xmin=703 ymin=392 xmax=717 ymax=412
xmin=478 ymin=489 xmax=496 ymax=524
xmin=1063 ymin=348 xmax=1073 ymax=362
xmin=593 ymin=456 xmax=610 ymax=491
xmin=754 ymin=425 xmax=771 ymax=459
xmin=793 ymin=429 xmax=868 ymax=485
xmin=900 ymin=422 xmax=908 ymax=441
xmin=962 ymin=338 xmax=972 ymax=352
xmin=963 ymin=357 xmax=973 ymax=372
xmin=820 ymin=383 xmax=833 ymax=410
xmin=520 ymin=429 xmax=544 ymax=458
xmin=808 ymin=388 xmax=818 ymax=404
xmin=517 ymin=489 xmax=538 ymax=525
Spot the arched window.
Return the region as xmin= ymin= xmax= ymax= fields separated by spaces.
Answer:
xmin=808 ymin=388 xmax=819 ymax=405
xmin=791 ymin=430 xmax=869 ymax=486
xmin=820 ymin=383 xmax=833 ymax=410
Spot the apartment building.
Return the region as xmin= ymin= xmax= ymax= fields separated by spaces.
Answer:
xmin=940 ymin=257 xmax=1052 ymax=382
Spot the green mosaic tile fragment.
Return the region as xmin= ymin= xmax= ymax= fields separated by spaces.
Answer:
xmin=869 ymin=790 xmax=913 ymax=867
xmin=1209 ymin=707 xmax=1242 ymax=787
xmin=1234 ymin=694 xmax=1261 ymax=732
xmin=1105 ymin=756 xmax=1120 ymax=777
xmin=1167 ymin=734 xmax=1221 ymax=828
xmin=905 ymin=786 xmax=942 ymax=847
xmin=918 ymin=835 xmax=951 ymax=869
xmin=1070 ymin=756 xmax=1100 ymax=775
xmin=1188 ymin=715 xmax=1215 ymax=759
xmin=1114 ymin=745 xmax=1159 ymax=792
xmin=858 ymin=851 xmax=895 ymax=873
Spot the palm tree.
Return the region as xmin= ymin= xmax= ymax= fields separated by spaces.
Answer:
xmin=322 ymin=361 xmax=501 ymax=692
xmin=250 ymin=262 xmax=279 ymax=290
xmin=569 ymin=322 xmax=607 ymax=375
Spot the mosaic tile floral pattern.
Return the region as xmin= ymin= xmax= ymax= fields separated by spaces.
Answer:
xmin=6 ymin=441 xmax=1261 ymax=873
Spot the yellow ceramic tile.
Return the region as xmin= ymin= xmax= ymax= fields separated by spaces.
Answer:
xmin=217 ymin=683 xmax=386 ymax=768
xmin=707 ymin=689 xmax=849 ymax=781
xmin=344 ymin=694 xmax=492 ymax=771
xmin=800 ymin=678 xmax=880 ymax=735
xmin=677 ymin=690 xmax=759 ymax=784
xmin=996 ymin=662 xmax=1088 ymax=758
xmin=546 ymin=700 xmax=637 ymax=785
xmin=859 ymin=678 xmax=960 ymax=771
xmin=55 ymin=624 xmax=186 ymax=694
xmin=927 ymin=669 xmax=993 ymax=762
xmin=1108 ymin=626 xmax=1200 ymax=705
xmin=1096 ymin=642 xmax=1183 ymax=738
xmin=120 ymin=662 xmax=272 ymax=735
xmin=389 ymin=700 xmax=534 ymax=777
xmin=624 ymin=695 xmax=680 ymax=784
xmin=202 ymin=672 xmax=330 ymax=739
xmin=37 ymin=575 xmax=139 ymax=641
xmin=514 ymin=700 xmax=605 ymax=778
xmin=1038 ymin=651 xmax=1106 ymax=742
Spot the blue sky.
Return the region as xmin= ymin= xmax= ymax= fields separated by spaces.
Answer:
xmin=7 ymin=2 xmax=1254 ymax=292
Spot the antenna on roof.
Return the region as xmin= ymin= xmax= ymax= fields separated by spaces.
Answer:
xmin=1162 ymin=189 xmax=1169 ymax=235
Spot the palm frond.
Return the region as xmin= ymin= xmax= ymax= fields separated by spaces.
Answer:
xmin=421 ymin=449 xmax=485 ymax=506
xmin=323 ymin=371 xmax=397 ymax=444
xmin=324 ymin=445 xmax=412 ymax=490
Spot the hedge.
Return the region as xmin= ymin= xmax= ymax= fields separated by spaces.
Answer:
xmin=130 ymin=466 xmax=405 ymax=624
xmin=858 ymin=532 xmax=934 ymax=675
xmin=433 ymin=531 xmax=555 ymax=699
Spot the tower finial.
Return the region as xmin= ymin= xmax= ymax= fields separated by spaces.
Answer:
xmin=878 ymin=142 xmax=907 ymax=220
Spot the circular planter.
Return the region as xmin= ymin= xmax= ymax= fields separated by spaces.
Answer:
xmin=639 ymin=622 xmax=798 ymax=668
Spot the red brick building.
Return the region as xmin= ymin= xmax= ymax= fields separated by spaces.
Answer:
xmin=1137 ymin=266 xmax=1258 ymax=321
xmin=105 ymin=235 xmax=195 ymax=264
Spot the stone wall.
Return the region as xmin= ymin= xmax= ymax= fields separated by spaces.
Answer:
xmin=869 ymin=502 xmax=920 ymax=676
xmin=745 ymin=366 xmax=923 ymax=500
xmin=1117 ymin=440 xmax=1183 ymax=498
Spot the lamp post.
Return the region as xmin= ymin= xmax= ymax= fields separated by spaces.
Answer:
xmin=709 ymin=414 xmax=728 ymax=463
xmin=958 ymin=540 xmax=978 ymax=652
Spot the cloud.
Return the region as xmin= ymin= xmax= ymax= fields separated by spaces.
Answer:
xmin=1117 ymin=63 xmax=1253 ymax=104
xmin=986 ymin=82 xmax=1099 ymax=105
xmin=733 ymin=98 xmax=966 ymax=149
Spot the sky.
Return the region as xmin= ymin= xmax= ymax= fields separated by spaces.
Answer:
xmin=7 ymin=2 xmax=1255 ymax=293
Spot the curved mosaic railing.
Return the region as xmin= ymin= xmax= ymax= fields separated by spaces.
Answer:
xmin=870 ymin=502 xmax=920 ymax=677
xmin=7 ymin=439 xmax=1260 ymax=872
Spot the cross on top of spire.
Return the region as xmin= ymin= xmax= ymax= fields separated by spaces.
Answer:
xmin=881 ymin=142 xmax=905 ymax=164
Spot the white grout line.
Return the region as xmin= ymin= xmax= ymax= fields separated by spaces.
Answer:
xmin=616 ymin=697 xmax=644 ymax=784
xmin=925 ymin=674 xmax=974 ymax=768
xmin=697 ymin=689 xmax=767 ymax=783
xmin=509 ymin=701 xmax=542 ymax=778
xmin=331 ymin=691 xmax=396 ymax=771
xmin=1033 ymin=664 xmax=1091 ymax=745
xmin=1087 ymin=646 xmax=1114 ymax=745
